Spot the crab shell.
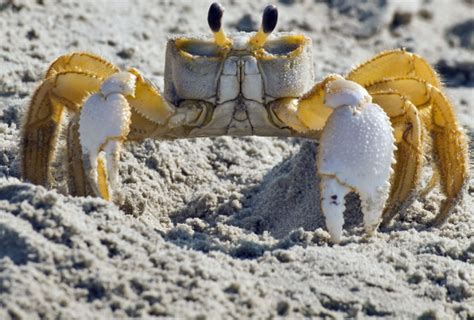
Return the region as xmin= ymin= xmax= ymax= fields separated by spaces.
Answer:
xmin=163 ymin=32 xmax=314 ymax=137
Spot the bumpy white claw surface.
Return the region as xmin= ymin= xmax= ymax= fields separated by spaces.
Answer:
xmin=79 ymin=72 xmax=135 ymax=200
xmin=318 ymin=79 xmax=395 ymax=243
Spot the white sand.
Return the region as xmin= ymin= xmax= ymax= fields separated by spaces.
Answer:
xmin=0 ymin=0 xmax=472 ymax=318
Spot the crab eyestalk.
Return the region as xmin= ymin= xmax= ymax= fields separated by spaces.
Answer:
xmin=208 ymin=2 xmax=232 ymax=48
xmin=249 ymin=4 xmax=278 ymax=49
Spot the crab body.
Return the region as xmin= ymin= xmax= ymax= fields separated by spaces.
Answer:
xmin=21 ymin=3 xmax=469 ymax=243
xmin=164 ymin=32 xmax=313 ymax=138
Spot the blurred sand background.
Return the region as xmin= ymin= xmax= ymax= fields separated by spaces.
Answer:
xmin=0 ymin=0 xmax=472 ymax=318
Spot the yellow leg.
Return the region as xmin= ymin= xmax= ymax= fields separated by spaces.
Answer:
xmin=367 ymin=77 xmax=432 ymax=108
xmin=347 ymin=49 xmax=442 ymax=89
xmin=127 ymin=68 xmax=174 ymax=125
xmin=46 ymin=52 xmax=118 ymax=79
xmin=419 ymin=170 xmax=440 ymax=198
xmin=23 ymin=53 xmax=172 ymax=200
xmin=367 ymin=77 xmax=469 ymax=225
xmin=51 ymin=71 xmax=103 ymax=112
xmin=296 ymin=75 xmax=341 ymax=131
xmin=366 ymin=77 xmax=435 ymax=134
xmin=22 ymin=79 xmax=65 ymax=186
xmin=370 ymin=92 xmax=424 ymax=226
xmin=429 ymin=87 xmax=469 ymax=225
xmin=22 ymin=72 xmax=104 ymax=186
xmin=66 ymin=115 xmax=90 ymax=196
xmin=22 ymin=52 xmax=118 ymax=189
xmin=128 ymin=111 xmax=162 ymax=141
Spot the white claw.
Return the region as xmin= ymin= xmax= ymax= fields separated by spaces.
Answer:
xmin=318 ymin=79 xmax=395 ymax=242
xmin=321 ymin=176 xmax=351 ymax=243
xmin=100 ymin=71 xmax=136 ymax=97
xmin=324 ymin=79 xmax=371 ymax=109
xmin=103 ymin=140 xmax=122 ymax=195
xmin=79 ymin=72 xmax=135 ymax=200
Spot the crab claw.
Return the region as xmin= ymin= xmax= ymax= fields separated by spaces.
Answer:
xmin=318 ymin=79 xmax=396 ymax=243
xmin=79 ymin=72 xmax=135 ymax=202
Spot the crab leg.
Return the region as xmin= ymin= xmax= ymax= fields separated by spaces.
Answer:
xmin=22 ymin=79 xmax=66 ymax=186
xmin=429 ymin=88 xmax=469 ymax=225
xmin=45 ymin=52 xmax=118 ymax=79
xmin=370 ymin=92 xmax=424 ymax=225
xmin=367 ymin=78 xmax=469 ymax=225
xmin=67 ymin=114 xmax=89 ymax=196
xmin=349 ymin=52 xmax=468 ymax=224
xmin=347 ymin=49 xmax=441 ymax=89
xmin=22 ymin=72 xmax=103 ymax=186
xmin=22 ymin=53 xmax=118 ymax=188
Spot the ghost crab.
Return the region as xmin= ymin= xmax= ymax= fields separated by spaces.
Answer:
xmin=21 ymin=3 xmax=469 ymax=243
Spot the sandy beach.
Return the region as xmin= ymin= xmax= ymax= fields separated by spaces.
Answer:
xmin=0 ymin=0 xmax=472 ymax=318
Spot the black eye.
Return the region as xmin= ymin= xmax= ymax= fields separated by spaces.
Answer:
xmin=208 ymin=2 xmax=224 ymax=33
xmin=262 ymin=5 xmax=278 ymax=34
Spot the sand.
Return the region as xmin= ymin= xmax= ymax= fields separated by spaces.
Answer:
xmin=0 ymin=0 xmax=472 ymax=318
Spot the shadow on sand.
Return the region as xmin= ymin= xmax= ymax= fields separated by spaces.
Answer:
xmin=164 ymin=141 xmax=364 ymax=259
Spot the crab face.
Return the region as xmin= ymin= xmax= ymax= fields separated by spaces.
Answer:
xmin=163 ymin=7 xmax=313 ymax=136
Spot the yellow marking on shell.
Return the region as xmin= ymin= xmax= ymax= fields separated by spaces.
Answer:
xmin=174 ymin=38 xmax=226 ymax=61
xmin=127 ymin=69 xmax=174 ymax=124
xmin=97 ymin=155 xmax=110 ymax=201
xmin=254 ymin=35 xmax=307 ymax=60
xmin=279 ymin=34 xmax=307 ymax=46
